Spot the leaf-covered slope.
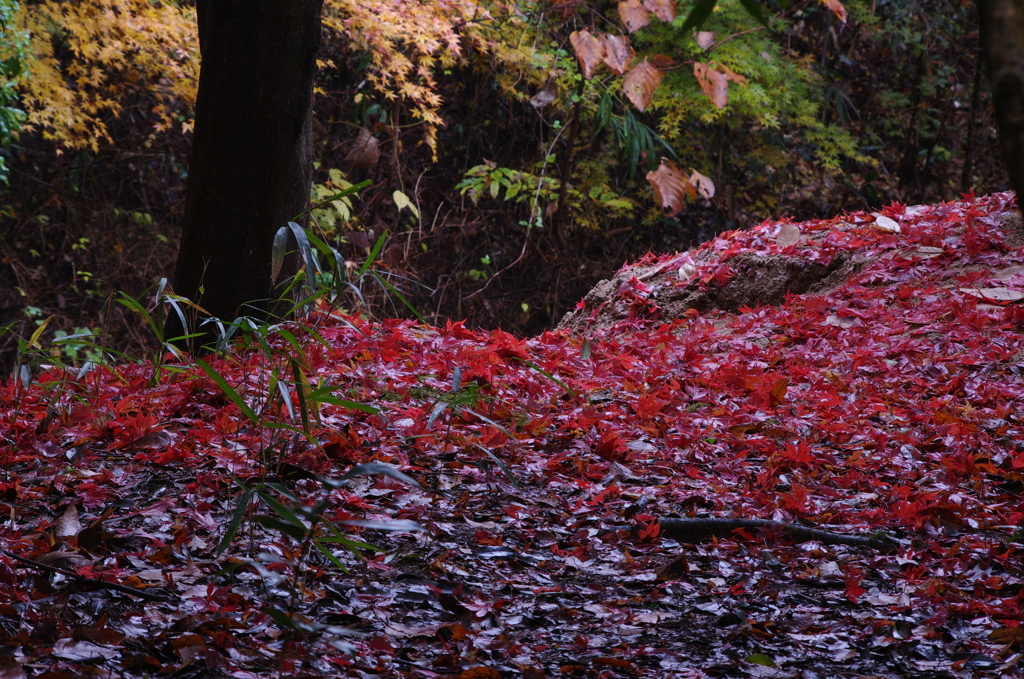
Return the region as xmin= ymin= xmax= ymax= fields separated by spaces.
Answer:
xmin=1 ymin=192 xmax=1023 ymax=677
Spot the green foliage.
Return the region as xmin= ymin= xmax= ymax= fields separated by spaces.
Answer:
xmin=456 ymin=159 xmax=559 ymax=204
xmin=643 ymin=1 xmax=871 ymax=170
xmin=310 ymin=167 xmax=358 ymax=235
xmin=0 ymin=0 xmax=26 ymax=184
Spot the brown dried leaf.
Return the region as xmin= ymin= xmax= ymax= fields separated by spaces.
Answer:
xmin=345 ymin=127 xmax=380 ymax=170
xmin=823 ymin=0 xmax=848 ymax=23
xmin=55 ymin=503 xmax=81 ymax=539
xmin=647 ymin=161 xmax=693 ymax=216
xmin=570 ymin=29 xmax=606 ymax=79
xmin=619 ymin=0 xmax=650 ymax=33
xmin=648 ymin=54 xmax=676 ymax=69
xmin=643 ymin=0 xmax=676 ymax=22
xmin=623 ymin=60 xmax=663 ymax=112
xmin=602 ymin=34 xmax=636 ymax=75
xmin=777 ymin=223 xmax=801 ymax=247
xmin=530 ymin=75 xmax=558 ymax=110
xmin=688 ymin=168 xmax=715 ymax=199
xmin=35 ymin=550 xmax=88 ymax=569
xmin=959 ymin=287 xmax=1024 ymax=303
xmin=911 ymin=246 xmax=944 ymax=258
xmin=696 ymin=31 xmax=715 ymax=50
xmin=872 ymin=214 xmax=900 ymax=233
xmin=716 ymin=62 xmax=748 ymax=85
xmin=989 ymin=627 xmax=1024 ymax=646
xmin=694 ymin=62 xmax=729 ymax=109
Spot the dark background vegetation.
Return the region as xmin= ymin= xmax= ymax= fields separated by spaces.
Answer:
xmin=0 ymin=0 xmax=1009 ymax=372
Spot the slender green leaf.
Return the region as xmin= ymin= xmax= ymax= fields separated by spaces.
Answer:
xmin=336 ymin=519 xmax=425 ymax=532
xmin=289 ymin=356 xmax=311 ymax=435
xmin=195 ymin=358 xmax=260 ymax=426
xmin=426 ymin=400 xmax=449 ymax=429
xmin=515 ymin=358 xmax=578 ymax=398
xmin=357 ymin=230 xmax=387 ymax=277
xmin=369 ymin=271 xmax=426 ymax=323
xmin=739 ymin=0 xmax=770 ymax=28
xmin=462 ymin=408 xmax=519 ymax=441
xmin=217 ymin=487 xmax=253 ymax=555
xmin=255 ymin=489 xmax=308 ymax=528
xmin=330 ymin=462 xmax=422 ymax=489
xmin=271 ymin=226 xmax=289 ymax=283
xmin=311 ymin=540 xmax=350 ymax=570
xmin=286 ymin=221 xmax=319 ymax=283
xmin=679 ymin=0 xmax=719 ymax=35
xmin=254 ymin=515 xmax=309 ymax=541
xmin=471 ymin=443 xmax=520 ymax=488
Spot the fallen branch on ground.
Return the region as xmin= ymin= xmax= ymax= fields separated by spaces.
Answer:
xmin=656 ymin=518 xmax=898 ymax=550
xmin=0 ymin=547 xmax=171 ymax=602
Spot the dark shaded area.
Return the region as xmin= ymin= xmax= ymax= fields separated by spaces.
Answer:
xmin=979 ymin=0 xmax=1024 ymax=213
xmin=0 ymin=0 xmax=1010 ymax=373
xmin=170 ymin=0 xmax=323 ymax=348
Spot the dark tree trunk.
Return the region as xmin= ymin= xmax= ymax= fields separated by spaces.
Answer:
xmin=172 ymin=0 xmax=323 ymax=348
xmin=978 ymin=0 xmax=1024 ymax=210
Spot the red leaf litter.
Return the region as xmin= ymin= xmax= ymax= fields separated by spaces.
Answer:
xmin=2 ymin=193 xmax=1023 ymax=678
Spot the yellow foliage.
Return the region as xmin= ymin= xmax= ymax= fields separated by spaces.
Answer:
xmin=13 ymin=0 xmax=198 ymax=151
xmin=321 ymin=0 xmax=495 ymax=157
xmin=10 ymin=0 xmax=507 ymax=156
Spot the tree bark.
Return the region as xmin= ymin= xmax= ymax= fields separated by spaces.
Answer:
xmin=978 ymin=0 xmax=1024 ymax=210
xmin=172 ymin=0 xmax=323 ymax=348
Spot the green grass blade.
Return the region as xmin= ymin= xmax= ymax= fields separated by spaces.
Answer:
xmin=195 ymin=358 xmax=260 ymax=426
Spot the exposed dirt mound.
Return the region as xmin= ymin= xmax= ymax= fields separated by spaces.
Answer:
xmin=559 ymin=200 xmax=1023 ymax=334
xmin=558 ymin=250 xmax=864 ymax=333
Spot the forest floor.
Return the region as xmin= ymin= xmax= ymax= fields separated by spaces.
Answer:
xmin=1 ymin=192 xmax=1023 ymax=679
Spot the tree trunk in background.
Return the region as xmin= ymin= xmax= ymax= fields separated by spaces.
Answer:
xmin=172 ymin=0 xmax=322 ymax=348
xmin=978 ymin=0 xmax=1024 ymax=211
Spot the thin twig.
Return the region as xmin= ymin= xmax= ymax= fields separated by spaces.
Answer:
xmin=0 ymin=547 xmax=172 ymax=601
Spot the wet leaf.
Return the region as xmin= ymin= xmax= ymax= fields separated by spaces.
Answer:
xmin=746 ymin=653 xmax=777 ymax=667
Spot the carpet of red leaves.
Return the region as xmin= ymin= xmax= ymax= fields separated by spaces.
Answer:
xmin=1 ymin=192 xmax=1023 ymax=678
